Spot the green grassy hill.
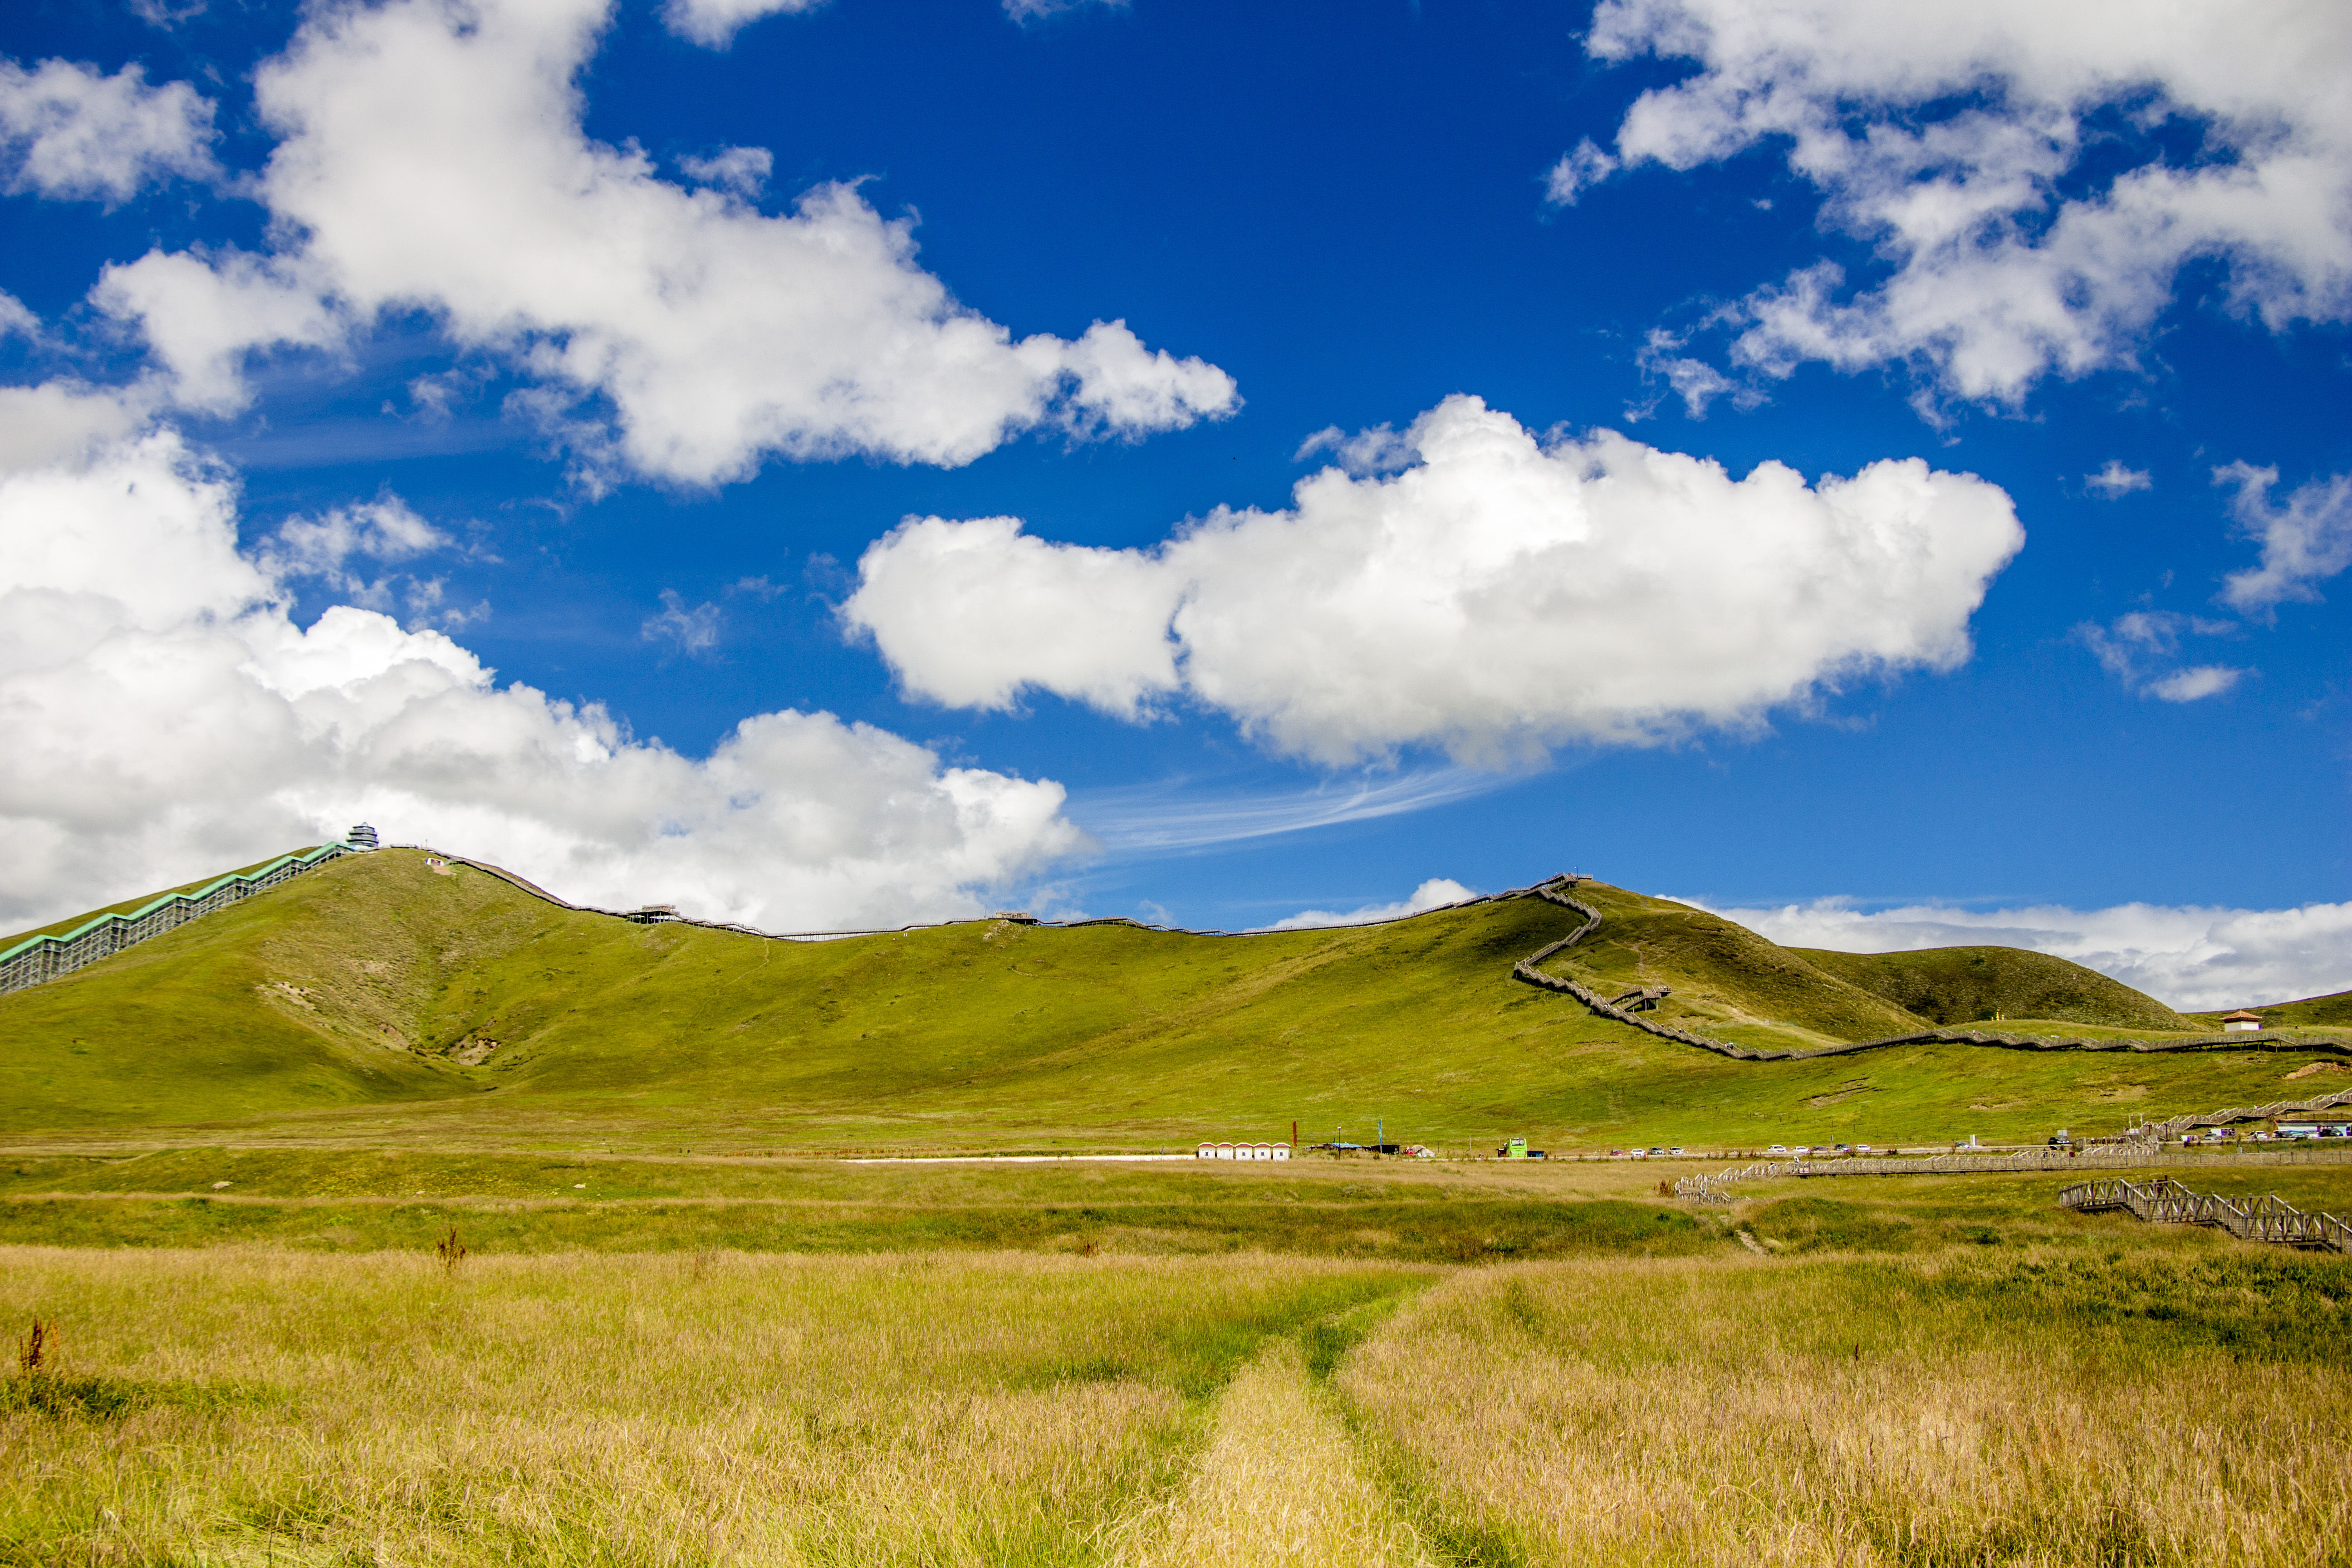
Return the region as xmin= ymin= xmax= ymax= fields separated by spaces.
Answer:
xmin=2187 ymin=990 xmax=2352 ymax=1030
xmin=0 ymin=849 xmax=333 ymax=945
xmin=1793 ymin=946 xmax=2190 ymax=1031
xmin=2 ymin=851 xmax=2340 ymax=1153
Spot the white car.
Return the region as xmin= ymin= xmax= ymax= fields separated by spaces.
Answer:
xmin=1766 ymin=1144 xmax=1790 ymax=1156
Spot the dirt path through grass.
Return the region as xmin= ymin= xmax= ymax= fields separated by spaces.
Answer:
xmin=1107 ymin=1337 xmax=1436 ymax=1568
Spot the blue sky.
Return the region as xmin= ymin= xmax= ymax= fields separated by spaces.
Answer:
xmin=1 ymin=0 xmax=2347 ymax=1006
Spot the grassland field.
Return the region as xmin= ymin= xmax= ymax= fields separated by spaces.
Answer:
xmin=5 ymin=1152 xmax=2350 ymax=1565
xmin=9 ymin=852 xmax=2352 ymax=1562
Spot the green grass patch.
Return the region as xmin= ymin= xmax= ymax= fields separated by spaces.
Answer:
xmin=1924 ymin=1250 xmax=2352 ymax=1369
xmin=0 ymin=1191 xmax=1724 ymax=1265
xmin=0 ymin=1372 xmax=275 ymax=1421
xmin=2188 ymin=987 xmax=2352 ymax=1030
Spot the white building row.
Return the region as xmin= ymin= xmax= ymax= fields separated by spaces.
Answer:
xmin=1196 ymin=1142 xmax=1291 ymax=1161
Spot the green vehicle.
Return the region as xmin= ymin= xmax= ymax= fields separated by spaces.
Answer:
xmin=1497 ymin=1137 xmax=1546 ymax=1159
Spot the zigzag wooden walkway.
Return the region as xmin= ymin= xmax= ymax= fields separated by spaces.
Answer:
xmin=2059 ymin=1176 xmax=2352 ymax=1253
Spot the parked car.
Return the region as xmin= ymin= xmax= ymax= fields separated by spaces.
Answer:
xmin=1667 ymin=1146 xmax=1686 ymax=1156
xmin=1792 ymin=1146 xmax=1812 ymax=1158
xmin=1854 ymin=1144 xmax=1873 ymax=1155
xmin=1766 ymin=1144 xmax=1790 ymax=1156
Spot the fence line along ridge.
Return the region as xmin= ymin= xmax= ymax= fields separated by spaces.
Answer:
xmin=1509 ymin=876 xmax=2351 ymax=1067
xmin=1673 ymin=1133 xmax=2352 ymax=1201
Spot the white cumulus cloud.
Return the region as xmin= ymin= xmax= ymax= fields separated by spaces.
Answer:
xmin=0 ymin=57 xmax=216 ymax=202
xmin=845 ymin=394 xmax=2024 ymax=765
xmin=1263 ymin=877 xmax=1480 ymax=931
xmin=0 ymin=407 xmax=1085 ymax=935
xmin=1568 ymin=0 xmax=2352 ymax=406
xmin=1690 ymin=897 xmax=2352 ymax=1014
xmin=844 ymin=514 xmax=1184 ymax=717
xmin=0 ymin=379 xmax=148 ymax=472
xmin=89 ymin=249 xmax=339 ymax=415
xmin=92 ymin=0 xmax=1235 ymax=483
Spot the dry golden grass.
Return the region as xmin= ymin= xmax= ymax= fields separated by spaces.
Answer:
xmin=1108 ymin=1338 xmax=1432 ymax=1568
xmin=1339 ymin=1251 xmax=2352 ymax=1567
xmin=0 ymin=1245 xmax=1413 ymax=1567
xmin=10 ymin=1228 xmax=2348 ymax=1567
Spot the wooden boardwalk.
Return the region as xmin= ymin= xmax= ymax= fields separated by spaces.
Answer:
xmin=2059 ymin=1176 xmax=2352 ymax=1254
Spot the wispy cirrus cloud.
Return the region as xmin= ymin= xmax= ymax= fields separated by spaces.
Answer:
xmin=2074 ymin=610 xmax=2246 ymax=703
xmin=1002 ymin=0 xmax=1127 ymax=24
xmin=642 ymin=589 xmax=723 ymax=657
xmin=2083 ymin=461 xmax=2151 ymax=499
xmin=1072 ymin=767 xmax=1508 ymax=855
xmin=2216 ymin=463 xmax=2352 ymax=618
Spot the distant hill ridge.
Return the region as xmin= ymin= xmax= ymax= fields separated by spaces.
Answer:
xmin=4 ymin=846 xmax=2347 ymax=1151
xmin=10 ymin=845 xmax=2340 ymax=1028
xmin=1514 ymin=878 xmax=2349 ymax=1063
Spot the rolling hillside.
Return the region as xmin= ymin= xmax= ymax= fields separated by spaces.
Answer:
xmin=2188 ymin=990 xmax=2352 ymax=1031
xmin=1 ymin=849 xmax=2341 ymax=1153
xmin=1793 ymin=946 xmax=2191 ymax=1031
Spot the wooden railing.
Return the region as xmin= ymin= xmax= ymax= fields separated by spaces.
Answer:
xmin=1679 ymin=1143 xmax=2352 ymax=1200
xmin=2059 ymin=1177 xmax=2352 ymax=1253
